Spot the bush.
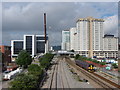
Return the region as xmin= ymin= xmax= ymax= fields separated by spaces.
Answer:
xmin=39 ymin=53 xmax=54 ymax=69
xmin=75 ymin=55 xmax=106 ymax=65
xmin=75 ymin=54 xmax=80 ymax=59
xmin=112 ymin=63 xmax=118 ymax=68
xmin=99 ymin=62 xmax=106 ymax=65
xmin=28 ymin=64 xmax=43 ymax=76
xmin=10 ymin=74 xmax=39 ymax=89
xmin=87 ymin=58 xmax=93 ymax=61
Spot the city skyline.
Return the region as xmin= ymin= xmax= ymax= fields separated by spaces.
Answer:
xmin=61 ymin=17 xmax=118 ymax=58
xmin=2 ymin=2 xmax=118 ymax=46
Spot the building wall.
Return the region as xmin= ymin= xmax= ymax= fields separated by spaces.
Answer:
xmin=92 ymin=21 xmax=104 ymax=50
xmin=103 ymin=36 xmax=118 ymax=51
xmin=76 ymin=17 xmax=104 ymax=51
xmin=70 ymin=27 xmax=77 ymax=50
xmin=62 ymin=30 xmax=70 ymax=50
xmin=76 ymin=21 xmax=89 ymax=50
xmin=0 ymin=45 xmax=11 ymax=66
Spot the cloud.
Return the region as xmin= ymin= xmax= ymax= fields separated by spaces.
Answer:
xmin=104 ymin=15 xmax=118 ymax=36
xmin=2 ymin=2 xmax=118 ymax=46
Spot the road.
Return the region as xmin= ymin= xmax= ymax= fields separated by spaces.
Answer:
xmin=2 ymin=68 xmax=27 ymax=89
xmin=2 ymin=80 xmax=11 ymax=89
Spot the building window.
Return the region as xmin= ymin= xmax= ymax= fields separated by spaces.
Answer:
xmin=36 ymin=41 xmax=45 ymax=53
xmin=36 ymin=37 xmax=48 ymax=40
xmin=26 ymin=36 xmax=32 ymax=54
xmin=14 ymin=41 xmax=23 ymax=54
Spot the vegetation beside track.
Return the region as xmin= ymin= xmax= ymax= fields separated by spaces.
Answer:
xmin=10 ymin=52 xmax=54 ymax=89
xmin=75 ymin=54 xmax=106 ymax=66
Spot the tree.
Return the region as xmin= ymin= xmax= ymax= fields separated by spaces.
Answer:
xmin=75 ymin=54 xmax=80 ymax=59
xmin=112 ymin=63 xmax=118 ymax=68
xmin=10 ymin=74 xmax=38 ymax=89
xmin=28 ymin=64 xmax=43 ymax=76
xmin=39 ymin=53 xmax=54 ymax=69
xmin=16 ymin=50 xmax=32 ymax=68
xmin=70 ymin=49 xmax=75 ymax=52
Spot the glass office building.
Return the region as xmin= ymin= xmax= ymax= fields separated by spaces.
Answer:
xmin=11 ymin=35 xmax=48 ymax=58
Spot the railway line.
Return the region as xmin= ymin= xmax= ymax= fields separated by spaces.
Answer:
xmin=61 ymin=58 xmax=71 ymax=89
xmin=65 ymin=57 xmax=120 ymax=89
xmin=49 ymin=58 xmax=59 ymax=89
xmin=49 ymin=57 xmax=71 ymax=89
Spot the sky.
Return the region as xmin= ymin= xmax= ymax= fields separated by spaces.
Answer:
xmin=2 ymin=2 xmax=118 ymax=46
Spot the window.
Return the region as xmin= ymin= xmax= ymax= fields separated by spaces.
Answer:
xmin=36 ymin=41 xmax=45 ymax=53
xmin=26 ymin=36 xmax=32 ymax=54
xmin=14 ymin=41 xmax=23 ymax=54
xmin=36 ymin=36 xmax=48 ymax=40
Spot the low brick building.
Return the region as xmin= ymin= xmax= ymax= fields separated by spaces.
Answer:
xmin=0 ymin=45 xmax=11 ymax=67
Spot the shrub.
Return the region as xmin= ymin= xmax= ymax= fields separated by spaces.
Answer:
xmin=75 ymin=54 xmax=80 ymax=59
xmin=39 ymin=53 xmax=54 ymax=69
xmin=28 ymin=64 xmax=43 ymax=76
xmin=10 ymin=74 xmax=38 ymax=89
xmin=112 ymin=63 xmax=118 ymax=68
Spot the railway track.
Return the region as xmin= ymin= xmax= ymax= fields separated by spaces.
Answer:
xmin=65 ymin=57 xmax=120 ymax=89
xmin=61 ymin=58 xmax=71 ymax=89
xmin=49 ymin=56 xmax=71 ymax=89
xmin=49 ymin=58 xmax=59 ymax=89
xmin=59 ymin=57 xmax=65 ymax=89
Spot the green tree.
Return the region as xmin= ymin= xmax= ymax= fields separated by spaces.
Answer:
xmin=28 ymin=64 xmax=43 ymax=76
xmin=10 ymin=74 xmax=38 ymax=89
xmin=16 ymin=50 xmax=32 ymax=68
xmin=112 ymin=63 xmax=118 ymax=68
xmin=70 ymin=49 xmax=75 ymax=52
xmin=75 ymin=54 xmax=80 ymax=59
xmin=39 ymin=53 xmax=54 ymax=69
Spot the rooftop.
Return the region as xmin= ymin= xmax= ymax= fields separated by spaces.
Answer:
xmin=77 ymin=17 xmax=104 ymax=22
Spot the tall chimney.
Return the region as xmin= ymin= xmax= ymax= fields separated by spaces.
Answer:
xmin=44 ymin=13 xmax=47 ymax=43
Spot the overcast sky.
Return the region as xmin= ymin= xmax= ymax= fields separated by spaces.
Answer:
xmin=2 ymin=2 xmax=118 ymax=46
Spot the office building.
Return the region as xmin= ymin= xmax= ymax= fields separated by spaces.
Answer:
xmin=61 ymin=30 xmax=70 ymax=50
xmin=11 ymin=35 xmax=48 ymax=60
